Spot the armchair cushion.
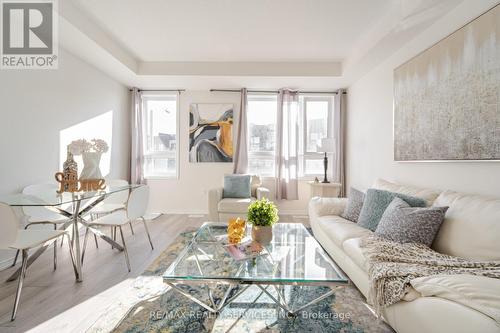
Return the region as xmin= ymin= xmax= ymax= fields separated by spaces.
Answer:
xmin=223 ymin=174 xmax=251 ymax=198
xmin=218 ymin=198 xmax=256 ymax=213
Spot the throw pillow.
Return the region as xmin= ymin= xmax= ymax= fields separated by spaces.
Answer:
xmin=340 ymin=187 xmax=365 ymax=222
xmin=357 ymin=189 xmax=427 ymax=231
xmin=223 ymin=174 xmax=251 ymax=198
xmin=375 ymin=197 xmax=448 ymax=246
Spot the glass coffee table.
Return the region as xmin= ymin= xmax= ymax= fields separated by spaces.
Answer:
xmin=163 ymin=222 xmax=349 ymax=316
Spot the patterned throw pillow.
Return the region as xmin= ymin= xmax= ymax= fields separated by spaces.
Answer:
xmin=357 ymin=189 xmax=427 ymax=231
xmin=341 ymin=188 xmax=365 ymax=222
xmin=375 ymin=197 xmax=448 ymax=246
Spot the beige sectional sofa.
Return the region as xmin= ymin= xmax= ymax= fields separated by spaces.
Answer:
xmin=309 ymin=179 xmax=500 ymax=333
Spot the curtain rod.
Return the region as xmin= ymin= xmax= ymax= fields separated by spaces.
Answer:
xmin=129 ymin=89 xmax=186 ymax=92
xmin=209 ymin=89 xmax=347 ymax=94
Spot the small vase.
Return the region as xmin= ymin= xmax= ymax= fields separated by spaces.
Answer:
xmin=251 ymin=225 xmax=273 ymax=245
xmin=80 ymin=151 xmax=103 ymax=180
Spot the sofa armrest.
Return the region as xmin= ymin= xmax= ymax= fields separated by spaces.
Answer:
xmin=308 ymin=197 xmax=348 ymax=222
xmin=256 ymin=187 xmax=270 ymax=200
xmin=208 ymin=187 xmax=223 ymax=221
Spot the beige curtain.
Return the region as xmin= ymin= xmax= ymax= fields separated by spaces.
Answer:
xmin=233 ymin=88 xmax=248 ymax=174
xmin=275 ymin=89 xmax=299 ymax=200
xmin=333 ymin=89 xmax=346 ymax=196
xmin=130 ymin=88 xmax=145 ymax=184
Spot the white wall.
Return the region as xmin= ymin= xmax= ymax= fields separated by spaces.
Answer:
xmin=148 ymin=90 xmax=313 ymax=215
xmin=346 ymin=1 xmax=500 ymax=197
xmin=0 ymin=49 xmax=130 ymax=267
xmin=0 ymin=49 xmax=130 ymax=195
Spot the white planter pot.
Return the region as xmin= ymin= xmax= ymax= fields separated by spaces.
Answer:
xmin=80 ymin=152 xmax=103 ymax=180
xmin=251 ymin=225 xmax=273 ymax=245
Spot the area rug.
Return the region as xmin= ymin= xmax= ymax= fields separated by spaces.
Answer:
xmin=88 ymin=229 xmax=393 ymax=333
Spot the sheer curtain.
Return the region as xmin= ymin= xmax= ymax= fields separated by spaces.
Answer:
xmin=275 ymin=89 xmax=299 ymax=200
xmin=130 ymin=88 xmax=145 ymax=184
xmin=333 ymin=89 xmax=346 ymax=196
xmin=233 ymin=88 xmax=248 ymax=174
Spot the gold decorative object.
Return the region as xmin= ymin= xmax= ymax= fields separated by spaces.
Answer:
xmin=55 ymin=171 xmax=79 ymax=193
xmin=227 ymin=217 xmax=246 ymax=244
xmin=78 ymin=179 xmax=106 ymax=192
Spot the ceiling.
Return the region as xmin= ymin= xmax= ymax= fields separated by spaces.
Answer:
xmin=59 ymin=0 xmax=465 ymax=89
xmin=67 ymin=0 xmax=393 ymax=62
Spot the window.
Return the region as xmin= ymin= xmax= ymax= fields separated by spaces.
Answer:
xmin=300 ymin=96 xmax=333 ymax=176
xmin=142 ymin=94 xmax=178 ymax=178
xmin=247 ymin=94 xmax=333 ymax=178
xmin=247 ymin=95 xmax=277 ymax=177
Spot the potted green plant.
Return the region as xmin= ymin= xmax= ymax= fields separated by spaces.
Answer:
xmin=247 ymin=198 xmax=279 ymax=245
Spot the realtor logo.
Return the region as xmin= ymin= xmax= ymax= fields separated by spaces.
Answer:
xmin=1 ymin=0 xmax=58 ymax=69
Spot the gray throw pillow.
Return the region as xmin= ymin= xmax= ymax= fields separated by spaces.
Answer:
xmin=341 ymin=188 xmax=365 ymax=222
xmin=357 ymin=189 xmax=427 ymax=231
xmin=375 ymin=197 xmax=448 ymax=246
xmin=223 ymin=174 xmax=251 ymax=198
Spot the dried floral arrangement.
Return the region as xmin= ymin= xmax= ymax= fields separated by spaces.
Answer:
xmin=68 ymin=139 xmax=109 ymax=155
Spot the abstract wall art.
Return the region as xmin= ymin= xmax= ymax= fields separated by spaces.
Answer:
xmin=189 ymin=103 xmax=234 ymax=163
xmin=394 ymin=5 xmax=500 ymax=161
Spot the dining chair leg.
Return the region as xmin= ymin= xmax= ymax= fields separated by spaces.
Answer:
xmin=11 ymin=249 xmax=28 ymax=321
xmin=81 ymin=228 xmax=90 ymax=265
xmin=118 ymin=226 xmax=131 ymax=272
xmin=141 ymin=217 xmax=154 ymax=250
xmin=65 ymin=234 xmax=79 ymax=281
xmin=53 ymin=224 xmax=57 ymax=271
xmin=11 ymin=250 xmax=19 ymax=267
xmin=94 ymin=234 xmax=99 ymax=248
xmin=12 ymin=224 xmax=30 ymax=267
xmin=129 ymin=221 xmax=135 ymax=235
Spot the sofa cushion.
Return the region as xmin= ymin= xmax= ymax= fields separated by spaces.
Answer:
xmin=433 ymin=190 xmax=500 ymax=261
xmin=218 ymin=197 xmax=256 ymax=213
xmin=373 ymin=178 xmax=441 ymax=206
xmin=411 ymin=274 xmax=500 ymax=325
xmin=357 ymin=189 xmax=427 ymax=231
xmin=340 ymin=187 xmax=365 ymax=222
xmin=342 ymin=237 xmax=368 ymax=271
xmin=375 ymin=197 xmax=448 ymax=246
xmin=316 ymin=215 xmax=373 ymax=248
xmin=223 ymin=174 xmax=251 ymax=198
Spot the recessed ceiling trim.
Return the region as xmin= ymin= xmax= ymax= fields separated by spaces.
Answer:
xmin=138 ymin=61 xmax=342 ymax=77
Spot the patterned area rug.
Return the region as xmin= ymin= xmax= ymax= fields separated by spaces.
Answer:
xmin=88 ymin=229 xmax=393 ymax=333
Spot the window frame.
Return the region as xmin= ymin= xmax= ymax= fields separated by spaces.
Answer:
xmin=141 ymin=93 xmax=180 ymax=180
xmin=246 ymin=93 xmax=334 ymax=180
xmin=300 ymin=95 xmax=334 ymax=179
xmin=247 ymin=94 xmax=278 ymax=178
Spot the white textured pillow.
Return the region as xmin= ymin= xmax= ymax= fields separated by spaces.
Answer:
xmin=411 ymin=274 xmax=500 ymax=325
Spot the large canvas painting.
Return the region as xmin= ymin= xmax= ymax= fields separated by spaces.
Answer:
xmin=394 ymin=5 xmax=500 ymax=161
xmin=189 ymin=103 xmax=234 ymax=162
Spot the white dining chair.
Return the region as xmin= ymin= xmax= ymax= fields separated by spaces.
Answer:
xmin=0 ymin=202 xmax=78 ymax=321
xmin=12 ymin=183 xmax=70 ymax=270
xmin=90 ymin=179 xmax=134 ymax=247
xmin=82 ymin=186 xmax=153 ymax=272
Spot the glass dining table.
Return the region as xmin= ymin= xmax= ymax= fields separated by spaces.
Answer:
xmin=0 ymin=184 xmax=140 ymax=282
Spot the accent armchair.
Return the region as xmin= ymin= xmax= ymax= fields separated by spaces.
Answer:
xmin=208 ymin=175 xmax=270 ymax=222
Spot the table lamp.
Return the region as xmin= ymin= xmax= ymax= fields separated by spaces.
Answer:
xmin=317 ymin=138 xmax=335 ymax=183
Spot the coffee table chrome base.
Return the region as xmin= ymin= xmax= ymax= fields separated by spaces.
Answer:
xmin=165 ymin=281 xmax=337 ymax=317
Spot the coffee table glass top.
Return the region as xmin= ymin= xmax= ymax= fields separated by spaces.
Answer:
xmin=163 ymin=222 xmax=349 ymax=285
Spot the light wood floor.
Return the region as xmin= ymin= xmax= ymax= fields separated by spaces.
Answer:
xmin=0 ymin=214 xmax=308 ymax=333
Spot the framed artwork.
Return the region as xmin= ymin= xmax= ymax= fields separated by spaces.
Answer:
xmin=394 ymin=5 xmax=499 ymax=161
xmin=189 ymin=103 xmax=234 ymax=162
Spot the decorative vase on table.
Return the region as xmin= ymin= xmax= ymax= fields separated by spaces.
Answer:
xmin=80 ymin=151 xmax=103 ymax=180
xmin=247 ymin=198 xmax=279 ymax=245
